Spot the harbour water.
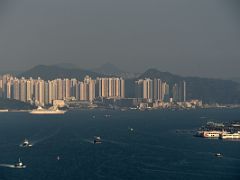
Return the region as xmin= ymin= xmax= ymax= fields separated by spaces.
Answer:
xmin=0 ymin=109 xmax=240 ymax=180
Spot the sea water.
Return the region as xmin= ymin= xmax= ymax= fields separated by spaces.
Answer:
xmin=0 ymin=109 xmax=240 ymax=180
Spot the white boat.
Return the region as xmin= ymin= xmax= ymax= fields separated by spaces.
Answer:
xmin=220 ymin=132 xmax=240 ymax=139
xmin=20 ymin=139 xmax=32 ymax=147
xmin=128 ymin=127 xmax=134 ymax=132
xmin=94 ymin=136 xmax=102 ymax=144
xmin=14 ymin=158 xmax=26 ymax=169
xmin=29 ymin=106 xmax=66 ymax=115
xmin=215 ymin=153 xmax=223 ymax=157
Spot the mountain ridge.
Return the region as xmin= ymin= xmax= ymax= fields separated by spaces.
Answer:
xmin=17 ymin=65 xmax=240 ymax=104
xmin=92 ymin=62 xmax=140 ymax=78
xmin=138 ymin=68 xmax=240 ymax=104
xmin=92 ymin=62 xmax=124 ymax=74
xmin=19 ymin=65 xmax=103 ymax=80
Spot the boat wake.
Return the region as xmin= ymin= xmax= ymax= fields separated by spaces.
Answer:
xmin=82 ymin=138 xmax=94 ymax=144
xmin=175 ymin=129 xmax=196 ymax=135
xmin=30 ymin=128 xmax=61 ymax=145
xmin=0 ymin=164 xmax=16 ymax=168
xmin=102 ymin=139 xmax=127 ymax=146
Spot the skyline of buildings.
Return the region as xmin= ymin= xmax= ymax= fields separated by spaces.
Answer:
xmin=0 ymin=74 xmax=187 ymax=107
xmin=135 ymin=78 xmax=186 ymax=103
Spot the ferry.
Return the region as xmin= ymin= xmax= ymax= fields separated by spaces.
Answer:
xmin=0 ymin=109 xmax=8 ymax=112
xmin=196 ymin=121 xmax=240 ymax=139
xmin=220 ymin=132 xmax=240 ymax=139
xmin=202 ymin=131 xmax=223 ymax=138
xmin=29 ymin=106 xmax=66 ymax=115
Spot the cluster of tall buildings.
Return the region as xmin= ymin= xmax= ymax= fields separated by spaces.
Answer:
xmin=0 ymin=74 xmax=187 ymax=107
xmin=172 ymin=81 xmax=186 ymax=102
xmin=135 ymin=78 xmax=186 ymax=102
xmin=0 ymin=74 xmax=125 ymax=106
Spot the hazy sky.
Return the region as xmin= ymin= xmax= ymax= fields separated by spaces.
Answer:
xmin=0 ymin=0 xmax=239 ymax=78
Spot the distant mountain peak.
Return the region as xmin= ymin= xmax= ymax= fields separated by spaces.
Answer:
xmin=93 ymin=62 xmax=125 ymax=74
xmin=139 ymin=68 xmax=181 ymax=81
xmin=53 ymin=63 xmax=78 ymax=69
xmin=19 ymin=64 xmax=103 ymax=80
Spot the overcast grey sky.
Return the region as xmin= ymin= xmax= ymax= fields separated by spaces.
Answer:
xmin=0 ymin=0 xmax=239 ymax=78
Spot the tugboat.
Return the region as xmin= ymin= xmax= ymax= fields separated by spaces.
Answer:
xmin=14 ymin=158 xmax=26 ymax=168
xmin=20 ymin=139 xmax=32 ymax=147
xmin=94 ymin=136 xmax=102 ymax=144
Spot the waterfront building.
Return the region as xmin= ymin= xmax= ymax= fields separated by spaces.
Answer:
xmin=120 ymin=78 xmax=125 ymax=98
xmin=135 ymin=78 xmax=153 ymax=102
xmin=179 ymin=81 xmax=186 ymax=102
xmin=79 ymin=82 xmax=87 ymax=101
xmin=70 ymin=79 xmax=78 ymax=98
xmin=172 ymin=81 xmax=186 ymax=102
xmin=20 ymin=78 xmax=27 ymax=102
xmin=13 ymin=78 xmax=20 ymax=100
xmin=0 ymin=74 xmax=178 ymax=106
xmin=97 ymin=77 xmax=124 ymax=99
xmin=0 ymin=79 xmax=3 ymax=98
xmin=6 ymin=79 xmax=12 ymax=99
xmin=26 ymin=80 xmax=32 ymax=102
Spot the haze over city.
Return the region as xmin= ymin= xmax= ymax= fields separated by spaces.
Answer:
xmin=1 ymin=1 xmax=240 ymax=180
xmin=0 ymin=0 xmax=240 ymax=78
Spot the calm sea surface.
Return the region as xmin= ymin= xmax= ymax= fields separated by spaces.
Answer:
xmin=0 ymin=109 xmax=240 ymax=180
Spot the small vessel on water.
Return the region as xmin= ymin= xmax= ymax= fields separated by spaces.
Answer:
xmin=105 ymin=114 xmax=111 ymax=118
xmin=57 ymin=156 xmax=60 ymax=161
xmin=14 ymin=158 xmax=26 ymax=169
xmin=215 ymin=153 xmax=223 ymax=157
xmin=128 ymin=127 xmax=134 ymax=132
xmin=20 ymin=139 xmax=32 ymax=147
xmin=29 ymin=106 xmax=66 ymax=115
xmin=94 ymin=136 xmax=102 ymax=144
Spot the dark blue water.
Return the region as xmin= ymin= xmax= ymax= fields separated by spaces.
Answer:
xmin=0 ymin=109 xmax=240 ymax=180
